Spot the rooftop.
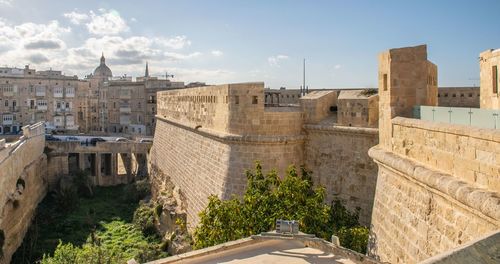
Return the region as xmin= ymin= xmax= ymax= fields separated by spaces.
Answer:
xmin=145 ymin=233 xmax=378 ymax=264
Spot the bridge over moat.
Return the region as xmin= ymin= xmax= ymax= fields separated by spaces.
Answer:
xmin=45 ymin=139 xmax=152 ymax=186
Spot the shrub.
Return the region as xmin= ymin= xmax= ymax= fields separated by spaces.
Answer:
xmin=52 ymin=186 xmax=79 ymax=212
xmin=193 ymin=163 xmax=369 ymax=253
xmin=72 ymin=170 xmax=93 ymax=198
xmin=123 ymin=179 xmax=151 ymax=203
xmin=337 ymin=226 xmax=369 ymax=254
xmin=133 ymin=203 xmax=156 ymax=236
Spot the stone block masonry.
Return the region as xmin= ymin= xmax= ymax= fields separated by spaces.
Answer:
xmin=0 ymin=122 xmax=48 ymax=264
xmin=150 ymin=83 xmax=381 ymax=230
xmin=304 ymin=125 xmax=378 ymax=226
xmin=369 ymin=45 xmax=500 ymax=263
xmin=369 ymin=143 xmax=499 ymax=263
xmin=150 ymin=118 xmax=303 ymax=229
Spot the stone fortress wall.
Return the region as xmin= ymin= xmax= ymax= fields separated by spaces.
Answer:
xmin=304 ymin=124 xmax=378 ymax=225
xmin=152 ymin=83 xmax=306 ymax=228
xmin=368 ymin=45 xmax=500 ymax=263
xmin=438 ymin=87 xmax=480 ymax=108
xmin=150 ymin=83 xmax=380 ymax=228
xmin=0 ymin=122 xmax=48 ymax=264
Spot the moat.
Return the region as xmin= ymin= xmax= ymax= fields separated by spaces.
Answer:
xmin=11 ymin=184 xmax=166 ymax=264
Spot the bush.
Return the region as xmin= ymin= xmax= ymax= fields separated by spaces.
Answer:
xmin=123 ymin=179 xmax=151 ymax=203
xmin=337 ymin=226 xmax=369 ymax=254
xmin=73 ymin=170 xmax=93 ymax=198
xmin=193 ymin=162 xmax=369 ymax=253
xmin=40 ymin=220 xmax=168 ymax=264
xmin=133 ymin=203 xmax=156 ymax=236
xmin=52 ymin=186 xmax=79 ymax=212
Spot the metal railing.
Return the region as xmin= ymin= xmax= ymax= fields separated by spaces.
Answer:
xmin=413 ymin=106 xmax=500 ymax=129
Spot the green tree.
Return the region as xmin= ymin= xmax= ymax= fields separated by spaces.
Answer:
xmin=193 ymin=162 xmax=369 ymax=253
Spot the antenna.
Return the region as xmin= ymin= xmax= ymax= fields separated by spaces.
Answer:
xmin=165 ymin=72 xmax=174 ymax=80
xmin=303 ymin=58 xmax=306 ymax=96
xmin=468 ymin=77 xmax=479 ymax=87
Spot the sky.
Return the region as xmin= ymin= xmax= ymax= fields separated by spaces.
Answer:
xmin=0 ymin=0 xmax=498 ymax=89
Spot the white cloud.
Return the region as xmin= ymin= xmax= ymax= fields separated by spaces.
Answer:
xmin=167 ymin=67 xmax=235 ymax=84
xmin=0 ymin=19 xmax=69 ymax=65
xmin=130 ymin=17 xmax=137 ymax=23
xmin=211 ymin=50 xmax=223 ymax=57
xmin=164 ymin=51 xmax=202 ymax=61
xmin=157 ymin=35 xmax=191 ymax=50
xmin=334 ymin=64 xmax=342 ymax=70
xmin=0 ymin=0 xmax=12 ymax=6
xmin=268 ymin=54 xmax=289 ymax=66
xmin=86 ymin=9 xmax=129 ymax=35
xmin=0 ymin=14 xmax=225 ymax=84
xmin=63 ymin=11 xmax=90 ymax=25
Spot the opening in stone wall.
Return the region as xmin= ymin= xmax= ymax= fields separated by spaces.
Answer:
xmin=383 ymin=74 xmax=388 ymax=91
xmin=0 ymin=229 xmax=4 ymax=258
xmin=16 ymin=178 xmax=25 ymax=192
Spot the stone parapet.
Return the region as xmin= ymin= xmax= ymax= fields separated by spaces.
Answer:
xmin=390 ymin=117 xmax=500 ymax=193
xmin=369 ymin=146 xmax=500 ymax=222
xmin=0 ymin=122 xmax=47 ymax=263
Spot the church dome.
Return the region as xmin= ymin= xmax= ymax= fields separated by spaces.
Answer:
xmin=93 ymin=53 xmax=112 ymax=78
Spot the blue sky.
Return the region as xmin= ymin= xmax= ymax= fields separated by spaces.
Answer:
xmin=0 ymin=0 xmax=498 ymax=88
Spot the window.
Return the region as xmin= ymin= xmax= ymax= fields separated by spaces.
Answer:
xmin=383 ymin=74 xmax=388 ymax=91
xmin=444 ymin=93 xmax=448 ymax=97
xmin=493 ymin=65 xmax=498 ymax=94
xmin=5 ymin=100 xmax=8 ymax=107
xmin=235 ymin=96 xmax=239 ymax=105
xmin=469 ymin=93 xmax=473 ymax=97
xmin=252 ymin=96 xmax=258 ymax=104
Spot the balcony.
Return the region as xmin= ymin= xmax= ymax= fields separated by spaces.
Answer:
xmin=119 ymin=106 xmax=131 ymax=113
xmin=2 ymin=116 xmax=13 ymax=125
xmin=37 ymin=105 xmax=48 ymax=111
xmin=55 ymin=108 xmax=71 ymax=113
xmin=119 ymin=114 xmax=131 ymax=125
xmin=119 ymin=91 xmax=132 ymax=99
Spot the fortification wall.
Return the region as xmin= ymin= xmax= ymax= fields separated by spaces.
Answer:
xmin=0 ymin=123 xmax=47 ymax=264
xmin=150 ymin=117 xmax=304 ymax=229
xmin=368 ymin=118 xmax=500 ymax=264
xmin=304 ymin=125 xmax=378 ymax=225
xmin=438 ymin=87 xmax=480 ymax=108
xmin=156 ymin=83 xmax=303 ymax=136
xmin=391 ymin=117 xmax=499 ymax=192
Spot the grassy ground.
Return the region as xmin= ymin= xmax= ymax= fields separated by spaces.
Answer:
xmin=12 ymin=185 xmax=163 ymax=264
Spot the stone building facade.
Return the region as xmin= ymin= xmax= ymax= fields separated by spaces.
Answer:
xmin=337 ymin=90 xmax=379 ymax=128
xmin=0 ymin=55 xmax=185 ymax=136
xmin=0 ymin=66 xmax=82 ymax=134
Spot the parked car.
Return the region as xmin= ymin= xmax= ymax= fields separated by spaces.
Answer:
xmin=45 ymin=134 xmax=61 ymax=141
xmin=139 ymin=138 xmax=153 ymax=143
xmin=66 ymin=136 xmax=79 ymax=141
xmin=115 ymin=137 xmax=128 ymax=142
xmin=90 ymin=137 xmax=106 ymax=146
